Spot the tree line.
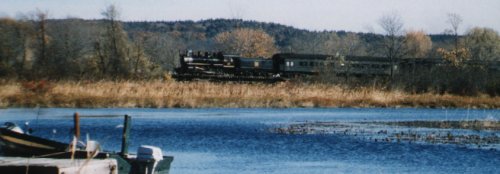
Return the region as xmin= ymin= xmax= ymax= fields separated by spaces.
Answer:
xmin=0 ymin=6 xmax=180 ymax=79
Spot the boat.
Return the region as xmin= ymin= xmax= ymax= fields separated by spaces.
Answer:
xmin=0 ymin=114 xmax=173 ymax=174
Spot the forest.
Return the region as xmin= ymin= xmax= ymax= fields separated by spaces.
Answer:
xmin=1 ymin=5 xmax=500 ymax=98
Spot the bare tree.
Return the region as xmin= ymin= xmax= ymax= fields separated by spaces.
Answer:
xmin=143 ymin=32 xmax=184 ymax=71
xmin=131 ymin=32 xmax=145 ymax=74
xmin=447 ymin=13 xmax=463 ymax=50
xmin=47 ymin=18 xmax=95 ymax=78
xmin=33 ymin=10 xmax=50 ymax=76
xmin=0 ymin=18 xmax=33 ymax=76
xmin=316 ymin=32 xmax=365 ymax=56
xmin=128 ymin=31 xmax=159 ymax=77
xmin=378 ymin=12 xmax=405 ymax=78
xmin=290 ymin=32 xmax=330 ymax=54
xmin=339 ymin=33 xmax=365 ymax=56
xmin=94 ymin=4 xmax=131 ymax=77
xmin=320 ymin=32 xmax=341 ymax=55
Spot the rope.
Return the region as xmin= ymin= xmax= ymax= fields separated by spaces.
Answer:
xmin=33 ymin=151 xmax=68 ymax=158
xmin=34 ymin=106 xmax=41 ymax=132
xmin=24 ymin=157 xmax=30 ymax=174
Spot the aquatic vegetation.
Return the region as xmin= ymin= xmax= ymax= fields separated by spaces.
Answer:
xmin=271 ymin=121 xmax=500 ymax=150
xmin=383 ymin=120 xmax=500 ymax=131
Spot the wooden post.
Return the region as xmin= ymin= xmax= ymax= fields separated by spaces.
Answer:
xmin=73 ymin=113 xmax=80 ymax=140
xmin=121 ymin=115 xmax=131 ymax=157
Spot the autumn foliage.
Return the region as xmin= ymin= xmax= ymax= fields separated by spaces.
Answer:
xmin=214 ymin=28 xmax=278 ymax=58
xmin=21 ymin=80 xmax=53 ymax=94
xmin=437 ymin=48 xmax=471 ymax=66
xmin=404 ymin=30 xmax=432 ymax=58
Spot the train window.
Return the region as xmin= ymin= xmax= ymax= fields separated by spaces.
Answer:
xmin=254 ymin=61 xmax=260 ymax=67
xmin=291 ymin=62 xmax=294 ymax=67
xmin=286 ymin=62 xmax=290 ymax=67
xmin=309 ymin=62 xmax=314 ymax=66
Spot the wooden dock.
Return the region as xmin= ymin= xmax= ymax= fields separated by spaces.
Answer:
xmin=0 ymin=157 xmax=117 ymax=174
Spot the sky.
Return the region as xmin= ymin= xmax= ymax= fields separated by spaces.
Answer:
xmin=1 ymin=0 xmax=499 ymax=34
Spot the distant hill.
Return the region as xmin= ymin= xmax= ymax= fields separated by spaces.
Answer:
xmin=123 ymin=19 xmax=310 ymax=47
xmin=122 ymin=18 xmax=455 ymax=51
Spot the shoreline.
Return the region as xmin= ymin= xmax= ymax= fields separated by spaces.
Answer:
xmin=1 ymin=80 xmax=499 ymax=109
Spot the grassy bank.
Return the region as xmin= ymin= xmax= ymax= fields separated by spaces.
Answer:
xmin=0 ymin=80 xmax=499 ymax=108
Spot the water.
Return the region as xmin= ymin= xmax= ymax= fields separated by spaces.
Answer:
xmin=0 ymin=108 xmax=499 ymax=174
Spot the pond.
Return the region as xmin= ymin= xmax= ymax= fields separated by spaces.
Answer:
xmin=0 ymin=108 xmax=498 ymax=174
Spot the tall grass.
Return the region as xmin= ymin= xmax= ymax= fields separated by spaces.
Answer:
xmin=0 ymin=80 xmax=498 ymax=108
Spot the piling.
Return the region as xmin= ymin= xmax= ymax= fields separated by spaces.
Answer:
xmin=120 ymin=115 xmax=131 ymax=157
xmin=73 ymin=112 xmax=80 ymax=140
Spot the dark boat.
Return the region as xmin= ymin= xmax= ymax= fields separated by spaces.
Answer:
xmin=0 ymin=115 xmax=173 ymax=174
xmin=0 ymin=125 xmax=109 ymax=159
xmin=0 ymin=125 xmax=69 ymax=157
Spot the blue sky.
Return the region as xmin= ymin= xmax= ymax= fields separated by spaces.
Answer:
xmin=1 ymin=0 xmax=499 ymax=34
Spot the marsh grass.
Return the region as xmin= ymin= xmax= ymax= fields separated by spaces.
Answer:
xmin=0 ymin=80 xmax=498 ymax=108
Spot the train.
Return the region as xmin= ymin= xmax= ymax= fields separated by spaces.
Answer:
xmin=173 ymin=50 xmax=500 ymax=81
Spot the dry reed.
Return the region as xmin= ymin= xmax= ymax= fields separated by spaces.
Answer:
xmin=0 ymin=80 xmax=498 ymax=108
